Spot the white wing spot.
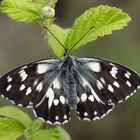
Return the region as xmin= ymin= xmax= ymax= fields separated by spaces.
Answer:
xmin=125 ymin=72 xmax=130 ymax=79
xmin=7 ymin=76 xmax=12 ymax=83
xmin=20 ymin=84 xmax=26 ymax=91
xmin=84 ymin=112 xmax=88 ymax=117
xmin=108 ymin=99 xmax=112 ymax=103
xmin=86 ymin=62 xmax=101 ymax=72
xmin=53 ymin=78 xmax=60 ymax=89
xmin=6 ymin=84 xmax=12 ymax=91
xmin=60 ymin=96 xmax=65 ymax=104
xmin=81 ymin=77 xmax=89 ymax=86
xmin=18 ymin=104 xmax=23 ymax=107
xmin=77 ymin=58 xmax=99 ymax=61
xmin=81 ymin=75 xmax=103 ymax=104
xmin=118 ymin=100 xmax=123 ymax=103
xmin=29 ymin=101 xmax=33 ymax=106
xmin=126 ymin=81 xmax=131 ymax=87
xmin=53 ymin=99 xmax=59 ymax=106
xmin=94 ymin=111 xmax=97 ymax=115
xmin=93 ymin=116 xmax=100 ymax=121
xmin=36 ymin=82 xmax=43 ymax=92
xmin=34 ymin=79 xmax=38 ymax=86
xmin=62 ymin=120 xmax=68 ymax=125
xmin=10 ymin=100 xmax=15 ymax=104
xmin=53 ymin=121 xmax=61 ymax=125
xmin=83 ymin=118 xmax=90 ymax=121
xmin=46 ymin=88 xmax=54 ymax=109
xmin=77 ymin=96 xmax=80 ymax=103
xmin=25 ymin=87 xmax=32 ymax=95
xmin=108 ymin=84 xmax=114 ymax=93
xmin=110 ymin=63 xmax=115 ymax=66
xmin=21 ymin=66 xmax=27 ymax=69
xmin=88 ymin=95 xmax=94 ymax=102
xmin=110 ymin=66 xmax=118 ymax=79
xmin=96 ymin=80 xmax=103 ymax=90
xmin=127 ymin=71 xmax=131 ymax=76
xmin=64 ymin=115 xmax=67 ymax=119
xmin=137 ymin=85 xmax=140 ymax=90
xmin=113 ymin=81 xmax=120 ymax=88
xmin=81 ymin=93 xmax=87 ymax=102
xmin=90 ymin=87 xmax=104 ymax=104
xmin=125 ymin=95 xmax=130 ymax=100
xmin=46 ymin=120 xmax=52 ymax=125
xmin=37 ymin=64 xmax=50 ymax=74
xmin=55 ymin=116 xmax=59 ymax=120
xmin=19 ymin=70 xmax=28 ymax=81
xmin=100 ymin=77 xmax=106 ymax=85
xmin=1 ymin=95 xmax=4 ymax=97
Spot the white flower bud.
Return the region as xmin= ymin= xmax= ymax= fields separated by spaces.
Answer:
xmin=41 ymin=6 xmax=55 ymax=19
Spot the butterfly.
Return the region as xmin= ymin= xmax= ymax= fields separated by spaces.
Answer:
xmin=0 ymin=27 xmax=140 ymax=125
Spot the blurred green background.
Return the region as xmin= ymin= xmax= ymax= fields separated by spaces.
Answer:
xmin=0 ymin=0 xmax=140 ymax=140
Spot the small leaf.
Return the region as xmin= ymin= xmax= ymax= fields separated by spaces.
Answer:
xmin=0 ymin=106 xmax=32 ymax=128
xmin=28 ymin=119 xmax=44 ymax=133
xmin=57 ymin=127 xmax=71 ymax=140
xmin=0 ymin=117 xmax=25 ymax=140
xmin=0 ymin=0 xmax=44 ymax=23
xmin=28 ymin=127 xmax=71 ymax=140
xmin=47 ymin=24 xmax=70 ymax=58
xmin=65 ymin=5 xmax=131 ymax=51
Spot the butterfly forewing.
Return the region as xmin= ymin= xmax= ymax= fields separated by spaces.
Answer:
xmin=75 ymin=58 xmax=140 ymax=120
xmin=0 ymin=59 xmax=58 ymax=106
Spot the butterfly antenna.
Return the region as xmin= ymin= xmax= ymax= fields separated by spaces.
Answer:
xmin=68 ymin=26 xmax=94 ymax=53
xmin=43 ymin=26 xmax=67 ymax=52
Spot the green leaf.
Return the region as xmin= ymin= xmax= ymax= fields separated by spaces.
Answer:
xmin=47 ymin=24 xmax=70 ymax=58
xmin=65 ymin=5 xmax=131 ymax=51
xmin=0 ymin=117 xmax=25 ymax=140
xmin=57 ymin=127 xmax=71 ymax=140
xmin=28 ymin=119 xmax=44 ymax=133
xmin=0 ymin=106 xmax=32 ymax=128
xmin=28 ymin=127 xmax=71 ymax=140
xmin=0 ymin=0 xmax=44 ymax=23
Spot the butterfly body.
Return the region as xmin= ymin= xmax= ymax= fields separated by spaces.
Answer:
xmin=0 ymin=54 xmax=140 ymax=125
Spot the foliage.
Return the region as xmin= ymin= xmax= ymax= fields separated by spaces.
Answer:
xmin=64 ymin=5 xmax=131 ymax=51
xmin=0 ymin=106 xmax=71 ymax=140
xmin=47 ymin=24 xmax=70 ymax=58
xmin=0 ymin=1 xmax=131 ymax=57
xmin=0 ymin=0 xmax=45 ymax=23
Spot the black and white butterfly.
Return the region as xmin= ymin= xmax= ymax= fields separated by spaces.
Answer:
xmin=0 ymin=27 xmax=140 ymax=125
xmin=0 ymin=55 xmax=140 ymax=125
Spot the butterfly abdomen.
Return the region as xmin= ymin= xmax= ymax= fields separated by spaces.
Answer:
xmin=60 ymin=59 xmax=78 ymax=107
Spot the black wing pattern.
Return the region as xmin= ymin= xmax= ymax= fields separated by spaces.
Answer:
xmin=0 ymin=59 xmax=70 ymax=125
xmin=75 ymin=57 xmax=140 ymax=121
xmin=0 ymin=56 xmax=140 ymax=125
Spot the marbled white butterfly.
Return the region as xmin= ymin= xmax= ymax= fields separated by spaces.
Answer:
xmin=0 ymin=27 xmax=140 ymax=125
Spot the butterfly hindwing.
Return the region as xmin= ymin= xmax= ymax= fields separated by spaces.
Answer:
xmin=74 ymin=70 xmax=113 ymax=120
xmin=75 ymin=57 xmax=140 ymax=120
xmin=33 ymin=84 xmax=70 ymax=125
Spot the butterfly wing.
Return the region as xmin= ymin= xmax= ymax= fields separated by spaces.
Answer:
xmin=0 ymin=59 xmax=70 ymax=124
xmin=75 ymin=57 xmax=140 ymax=120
